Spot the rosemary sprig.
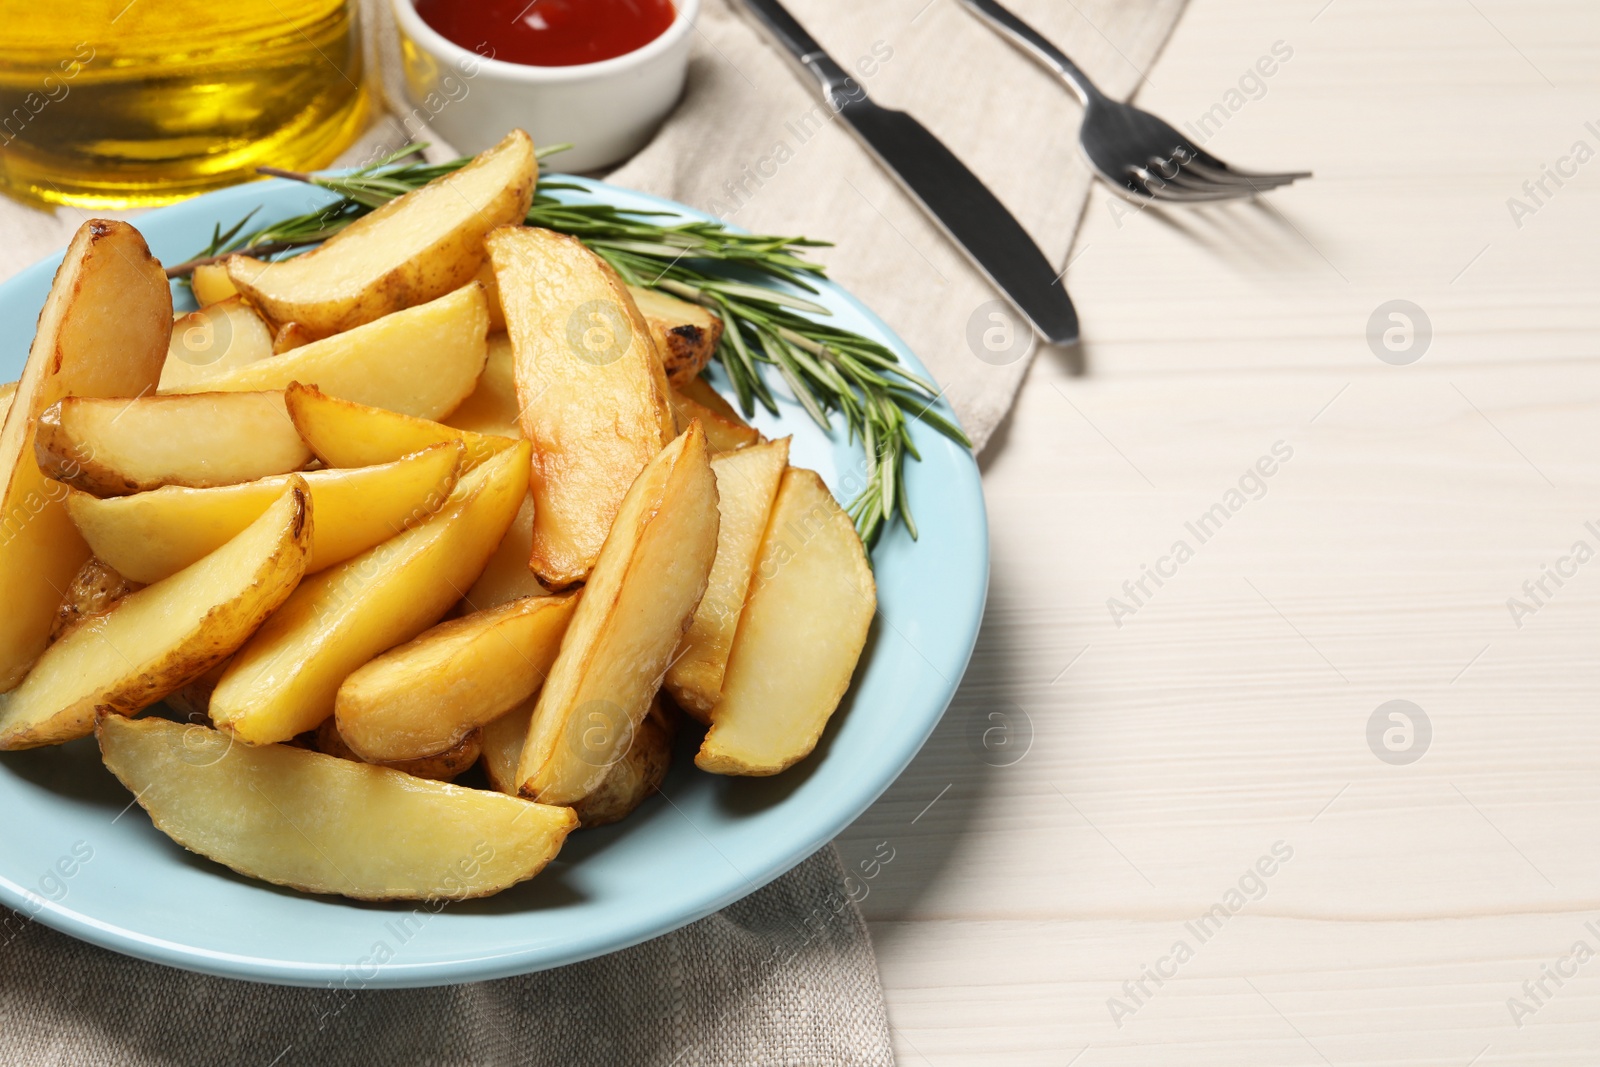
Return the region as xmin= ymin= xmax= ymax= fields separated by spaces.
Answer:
xmin=171 ymin=147 xmax=969 ymax=546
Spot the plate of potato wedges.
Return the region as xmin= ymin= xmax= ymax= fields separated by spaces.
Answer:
xmin=0 ymin=132 xmax=987 ymax=985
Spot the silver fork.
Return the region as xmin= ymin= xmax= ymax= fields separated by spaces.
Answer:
xmin=958 ymin=0 xmax=1310 ymax=203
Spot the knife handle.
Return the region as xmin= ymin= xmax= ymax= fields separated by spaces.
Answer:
xmin=740 ymin=0 xmax=859 ymax=103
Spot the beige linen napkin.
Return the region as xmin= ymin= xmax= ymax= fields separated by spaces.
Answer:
xmin=606 ymin=0 xmax=1187 ymax=449
xmin=0 ymin=848 xmax=893 ymax=1066
xmin=0 ymin=1 xmax=1185 ymax=1063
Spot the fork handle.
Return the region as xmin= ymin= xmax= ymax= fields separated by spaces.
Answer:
xmin=957 ymin=0 xmax=1105 ymax=106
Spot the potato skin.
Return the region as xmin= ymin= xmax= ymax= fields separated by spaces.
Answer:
xmin=313 ymin=717 xmax=482 ymax=782
xmin=163 ymin=659 xmax=228 ymax=722
xmin=51 ymin=558 xmax=141 ymax=642
xmin=571 ymin=698 xmax=677 ymax=828
xmin=34 ymin=406 xmax=131 ymax=494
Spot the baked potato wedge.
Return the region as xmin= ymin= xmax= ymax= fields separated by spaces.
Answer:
xmin=627 ymin=285 xmax=723 ymax=386
xmin=189 ymin=262 xmax=239 ymax=307
xmin=678 ymin=375 xmax=745 ymax=422
xmin=51 ymin=558 xmax=141 ymax=642
xmin=271 ymin=322 xmax=314 ymax=354
xmin=483 ymin=693 xmax=676 ymax=828
xmin=166 ymin=284 xmax=489 ymax=420
xmin=665 ymin=437 xmax=790 ymax=719
xmin=697 ymin=468 xmax=876 ymax=775
xmin=312 ymin=717 xmax=482 ymax=782
xmin=0 ymin=220 xmax=170 ymax=691
xmin=481 ymin=694 xmax=533 ymax=795
xmin=459 ymin=493 xmax=546 ymax=612
xmin=226 ymin=130 xmax=536 ymax=339
xmin=515 ymin=424 xmax=718 ymax=804
xmin=675 ymin=376 xmax=745 ymax=424
xmin=210 ymin=442 xmax=530 ymax=744
xmin=98 ymin=714 xmax=577 ymax=901
xmin=36 ymin=392 xmax=311 ymax=495
xmin=570 ymin=697 xmax=676 ymax=828
xmin=471 ymin=260 xmax=505 ymax=331
xmin=335 ymin=592 xmax=577 ymax=763
xmin=158 ymin=297 xmax=275 ymax=392
xmin=285 ymin=382 xmax=511 ymax=472
xmin=68 ymin=441 xmax=463 ymax=582
xmin=669 ymin=385 xmax=762 ymax=454
xmin=0 ymin=482 xmax=310 ymax=749
xmin=486 ymin=226 xmax=674 ymax=586
xmin=442 ymin=332 xmax=520 ymax=439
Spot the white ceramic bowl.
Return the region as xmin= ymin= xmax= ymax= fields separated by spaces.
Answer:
xmin=389 ymin=0 xmax=698 ymax=171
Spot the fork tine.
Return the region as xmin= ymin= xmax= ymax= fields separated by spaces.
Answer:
xmin=1174 ymin=172 xmax=1298 ymax=195
xmin=1153 ymin=159 xmax=1300 ymax=195
xmin=1130 ymin=181 xmax=1246 ymax=203
xmin=1182 ymin=155 xmax=1312 ymax=187
xmin=1128 ymin=167 xmax=1260 ymax=203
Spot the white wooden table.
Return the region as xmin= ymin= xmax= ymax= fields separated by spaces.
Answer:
xmin=836 ymin=0 xmax=1600 ymax=1062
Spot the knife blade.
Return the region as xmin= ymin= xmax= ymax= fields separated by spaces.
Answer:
xmin=739 ymin=0 xmax=1078 ymax=346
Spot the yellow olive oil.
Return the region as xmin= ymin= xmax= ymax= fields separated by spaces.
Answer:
xmin=0 ymin=0 xmax=368 ymax=207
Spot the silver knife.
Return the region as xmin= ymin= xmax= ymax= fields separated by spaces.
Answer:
xmin=739 ymin=0 xmax=1078 ymax=345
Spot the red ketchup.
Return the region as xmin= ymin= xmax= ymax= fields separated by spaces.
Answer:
xmin=414 ymin=0 xmax=678 ymax=67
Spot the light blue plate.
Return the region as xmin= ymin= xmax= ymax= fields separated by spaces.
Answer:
xmin=0 ymin=178 xmax=987 ymax=987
